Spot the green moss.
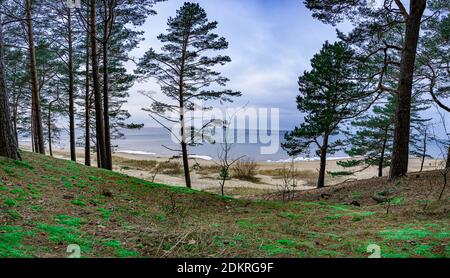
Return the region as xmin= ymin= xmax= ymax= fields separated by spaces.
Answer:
xmin=319 ymin=249 xmax=344 ymax=256
xmin=414 ymin=244 xmax=434 ymax=257
xmin=4 ymin=198 xmax=19 ymax=207
xmin=236 ymin=219 xmax=261 ymax=229
xmin=155 ymin=213 xmax=167 ymax=222
xmin=327 ymin=211 xmax=375 ymax=220
xmin=88 ymin=176 xmax=100 ymax=181
xmin=4 ymin=209 xmax=22 ymax=220
xmin=101 ymin=239 xmax=139 ymax=258
xmin=434 ymin=230 xmax=450 ymax=239
xmin=380 ymin=228 xmax=433 ymax=240
xmin=277 ymin=239 xmax=295 ymax=247
xmin=279 ymin=211 xmax=302 ymax=219
xmin=117 ymin=249 xmax=139 ymax=258
xmin=102 ymin=239 xmax=122 ymax=248
xmin=260 ymin=244 xmax=293 ymax=256
xmin=391 ymin=197 xmax=405 ymax=205
xmin=0 ymin=226 xmax=32 ymax=258
xmin=97 ymin=208 xmax=112 ymax=220
xmin=61 ymin=176 xmax=74 ymax=189
xmin=30 ymin=204 xmax=43 ymax=212
xmin=36 ymin=223 xmax=93 ymax=253
xmin=55 ymin=215 xmax=85 ymax=227
xmin=13 ymin=160 xmax=34 ymax=170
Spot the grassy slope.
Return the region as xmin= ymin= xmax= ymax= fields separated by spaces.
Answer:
xmin=0 ymin=152 xmax=448 ymax=258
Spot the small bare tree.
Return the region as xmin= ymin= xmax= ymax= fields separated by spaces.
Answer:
xmin=277 ymin=161 xmax=299 ymax=202
xmin=216 ymin=121 xmax=244 ymax=196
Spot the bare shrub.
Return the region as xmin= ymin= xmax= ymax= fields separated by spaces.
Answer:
xmin=276 ymin=162 xmax=299 ymax=201
xmin=195 ymin=164 xmax=222 ymax=176
xmin=260 ymin=168 xmax=317 ymax=186
xmin=231 ymin=159 xmax=259 ymax=182
xmin=113 ymin=157 xmax=158 ymax=171
xmin=160 ymin=161 xmax=183 ymax=175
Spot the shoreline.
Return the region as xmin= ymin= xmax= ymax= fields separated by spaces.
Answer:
xmin=28 ymin=146 xmax=446 ymax=197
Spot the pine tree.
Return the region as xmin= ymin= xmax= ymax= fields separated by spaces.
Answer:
xmin=41 ymin=0 xmax=82 ymax=162
xmin=420 ymin=0 xmax=450 ymax=168
xmin=339 ymin=94 xmax=431 ymax=177
xmin=304 ymin=0 xmax=428 ymax=180
xmin=0 ymin=11 xmax=21 ymax=160
xmin=136 ymin=2 xmax=241 ymax=188
xmin=340 ymin=98 xmax=396 ymax=177
xmin=25 ymin=0 xmax=45 ymax=155
xmin=282 ymin=41 xmax=371 ymax=188
xmin=98 ymin=0 xmax=163 ymax=170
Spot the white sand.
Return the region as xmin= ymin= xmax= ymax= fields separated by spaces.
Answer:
xmin=45 ymin=147 xmax=446 ymax=192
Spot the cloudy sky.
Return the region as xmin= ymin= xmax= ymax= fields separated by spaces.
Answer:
xmin=125 ymin=0 xmax=346 ymax=130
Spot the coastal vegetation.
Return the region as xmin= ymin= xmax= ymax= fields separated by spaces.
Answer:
xmin=0 ymin=0 xmax=449 ymax=259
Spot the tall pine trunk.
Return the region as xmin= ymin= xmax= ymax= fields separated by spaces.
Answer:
xmin=419 ymin=131 xmax=427 ymax=172
xmin=0 ymin=14 xmax=21 ymax=160
xmin=378 ymin=127 xmax=389 ymax=177
xmin=102 ymin=3 xmax=112 ymax=170
xmin=12 ymin=91 xmax=19 ymax=143
xmin=47 ymin=103 xmax=53 ymax=157
xmin=90 ymin=0 xmax=107 ymax=169
xmin=85 ymin=21 xmax=91 ymax=167
xmin=67 ymin=8 xmax=76 ymax=162
xmin=446 ymin=146 xmax=450 ymax=169
xmin=26 ymin=0 xmax=45 ymax=155
xmin=179 ymin=103 xmax=191 ymax=188
xmin=317 ymin=136 xmax=329 ymax=188
xmin=389 ymin=0 xmax=426 ymax=180
xmin=179 ymin=34 xmax=192 ymax=188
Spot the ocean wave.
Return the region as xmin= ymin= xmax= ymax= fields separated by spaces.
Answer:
xmin=116 ymin=150 xmax=157 ymax=156
xmin=189 ymin=155 xmax=213 ymax=161
xmin=267 ymin=156 xmax=351 ymax=163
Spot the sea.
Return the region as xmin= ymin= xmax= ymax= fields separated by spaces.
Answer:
xmin=19 ymin=127 xmax=446 ymax=162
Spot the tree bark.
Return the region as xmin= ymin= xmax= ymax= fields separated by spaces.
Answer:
xmin=85 ymin=20 xmax=91 ymax=167
xmin=47 ymin=103 xmax=53 ymax=157
xmin=90 ymin=0 xmax=107 ymax=169
xmin=0 ymin=14 xmax=21 ymax=160
xmin=446 ymin=146 xmax=450 ymax=169
xmin=25 ymin=0 xmax=45 ymax=155
xmin=378 ymin=127 xmax=389 ymax=177
xmin=317 ymin=136 xmax=329 ymax=188
xmin=420 ymin=131 xmax=427 ymax=172
xmin=179 ymin=93 xmax=191 ymax=188
xmin=178 ymin=27 xmax=192 ymax=188
xmin=67 ymin=7 xmax=76 ymax=162
xmin=389 ymin=0 xmax=426 ymax=180
xmin=12 ymin=90 xmax=20 ymax=143
xmin=102 ymin=2 xmax=112 ymax=170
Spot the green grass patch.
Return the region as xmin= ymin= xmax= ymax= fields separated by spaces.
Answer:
xmin=0 ymin=226 xmax=33 ymax=258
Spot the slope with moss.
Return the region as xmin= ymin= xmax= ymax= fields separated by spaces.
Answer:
xmin=0 ymin=152 xmax=448 ymax=258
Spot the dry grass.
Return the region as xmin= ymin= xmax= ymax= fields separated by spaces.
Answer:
xmin=159 ymin=161 xmax=183 ymax=176
xmin=195 ymin=164 xmax=222 ymax=177
xmin=113 ymin=156 xmax=183 ymax=176
xmin=204 ymin=186 xmax=274 ymax=198
xmin=259 ymin=168 xmax=317 ymax=185
xmin=231 ymin=159 xmax=260 ymax=183
xmin=260 ymin=168 xmax=316 ymax=179
xmin=278 ymin=170 xmax=450 ymax=211
xmin=113 ymin=156 xmax=158 ymax=171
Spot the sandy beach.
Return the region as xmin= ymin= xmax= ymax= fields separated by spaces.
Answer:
xmin=43 ymin=147 xmax=446 ymax=197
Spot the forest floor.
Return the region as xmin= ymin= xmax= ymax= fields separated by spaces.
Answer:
xmin=0 ymin=151 xmax=448 ymax=258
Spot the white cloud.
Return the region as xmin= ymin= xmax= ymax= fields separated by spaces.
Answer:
xmin=123 ymin=0 xmax=339 ymax=130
